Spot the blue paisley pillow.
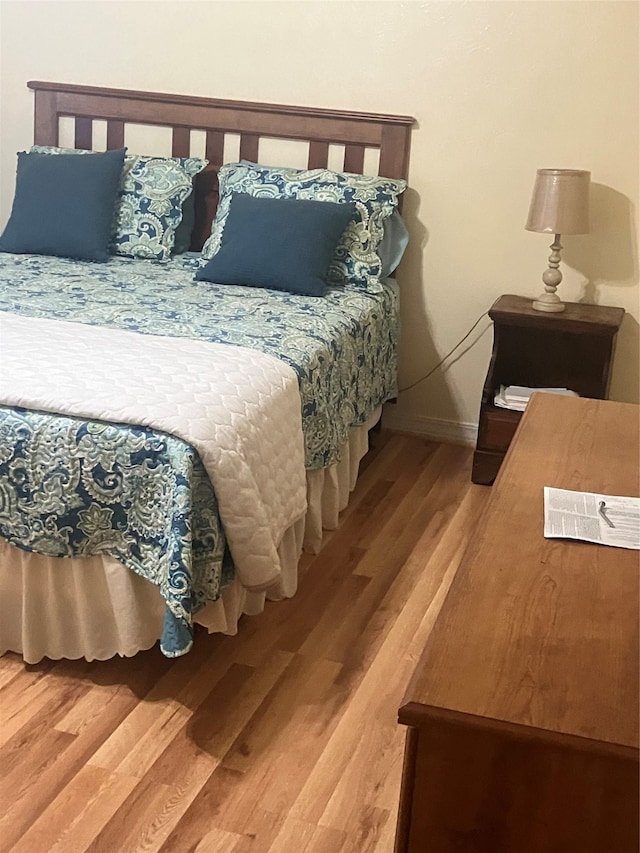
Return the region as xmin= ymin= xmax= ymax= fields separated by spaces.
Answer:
xmin=201 ymin=162 xmax=407 ymax=291
xmin=31 ymin=146 xmax=207 ymax=261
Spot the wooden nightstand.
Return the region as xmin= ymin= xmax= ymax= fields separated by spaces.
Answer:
xmin=471 ymin=294 xmax=624 ymax=485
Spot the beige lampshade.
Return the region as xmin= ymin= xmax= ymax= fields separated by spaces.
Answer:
xmin=525 ymin=169 xmax=590 ymax=235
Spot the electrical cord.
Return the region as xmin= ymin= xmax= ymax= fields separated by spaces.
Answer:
xmin=399 ymin=310 xmax=490 ymax=392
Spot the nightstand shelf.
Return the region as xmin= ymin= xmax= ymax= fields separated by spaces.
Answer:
xmin=472 ymin=294 xmax=624 ymax=485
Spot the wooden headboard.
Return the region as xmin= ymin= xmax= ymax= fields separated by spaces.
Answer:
xmin=28 ymin=81 xmax=415 ymax=250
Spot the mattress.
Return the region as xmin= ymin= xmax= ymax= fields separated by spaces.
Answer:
xmin=0 ymin=252 xmax=399 ymax=656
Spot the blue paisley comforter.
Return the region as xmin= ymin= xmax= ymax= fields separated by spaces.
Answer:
xmin=0 ymin=252 xmax=399 ymax=655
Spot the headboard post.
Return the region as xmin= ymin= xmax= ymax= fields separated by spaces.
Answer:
xmin=379 ymin=124 xmax=413 ymax=183
xmin=33 ymin=90 xmax=59 ymax=146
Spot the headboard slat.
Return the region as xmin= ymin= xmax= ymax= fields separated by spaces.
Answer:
xmin=28 ymin=81 xmax=415 ymax=250
xmin=239 ymin=133 xmax=260 ymax=164
xmin=307 ymin=141 xmax=329 ymax=170
xmin=74 ymin=117 xmax=92 ymax=150
xmin=106 ymin=120 xmax=125 ymax=150
xmin=192 ymin=170 xmax=219 ymax=252
xmin=171 ymin=127 xmax=191 ymax=158
xmin=205 ymin=131 xmax=225 ymax=168
xmin=343 ymin=144 xmax=365 ymax=174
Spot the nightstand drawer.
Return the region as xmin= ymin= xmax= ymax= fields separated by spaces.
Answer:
xmin=478 ymin=406 xmax=521 ymax=451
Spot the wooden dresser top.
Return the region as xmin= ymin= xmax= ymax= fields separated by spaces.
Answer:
xmin=399 ymin=394 xmax=639 ymax=757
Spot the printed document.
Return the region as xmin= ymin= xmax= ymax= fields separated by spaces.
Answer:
xmin=544 ymin=487 xmax=640 ymax=550
xmin=494 ymin=386 xmax=578 ymax=412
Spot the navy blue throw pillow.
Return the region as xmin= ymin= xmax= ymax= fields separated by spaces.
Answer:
xmin=195 ymin=194 xmax=356 ymax=296
xmin=0 ymin=148 xmax=127 ymax=261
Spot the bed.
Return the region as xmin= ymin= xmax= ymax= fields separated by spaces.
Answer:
xmin=0 ymin=81 xmax=414 ymax=663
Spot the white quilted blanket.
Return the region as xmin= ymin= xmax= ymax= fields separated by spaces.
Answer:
xmin=0 ymin=311 xmax=307 ymax=591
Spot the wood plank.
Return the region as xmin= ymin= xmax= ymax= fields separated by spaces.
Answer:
xmin=106 ymin=119 xmax=124 ymax=149
xmin=353 ymin=443 xmax=468 ymax=570
xmin=172 ymin=126 xmax=191 ymax=158
xmin=269 ymin=816 xmax=347 ymax=851
xmin=191 ymin=827 xmax=245 ymax=851
xmin=0 ymin=661 xmax=66 ymax=748
xmin=343 ymin=144 xmax=365 ymax=174
xmin=304 ymin=451 xmax=474 ymax=668
xmin=10 ymin=765 xmax=139 ymax=853
xmin=307 ymin=141 xmax=329 ymax=169
xmin=87 ymin=635 xmax=236 ymax=775
xmin=74 ymin=116 xmax=92 ymax=150
xmin=146 ymin=650 xmax=292 ymax=788
xmin=54 ymin=648 xmax=172 ymax=736
xmin=84 ymin=777 xmax=177 ymax=853
xmin=205 ymin=130 xmax=225 ymax=167
xmin=288 ymin=486 xmax=484 ymax=831
xmin=239 ymin=133 xmax=259 ymax=163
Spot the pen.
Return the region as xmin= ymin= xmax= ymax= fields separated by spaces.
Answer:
xmin=598 ymin=500 xmax=615 ymax=529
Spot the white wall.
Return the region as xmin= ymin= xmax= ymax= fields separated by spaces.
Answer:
xmin=1 ymin=1 xmax=638 ymax=440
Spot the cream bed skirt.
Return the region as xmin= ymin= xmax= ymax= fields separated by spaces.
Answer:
xmin=0 ymin=412 xmax=376 ymax=663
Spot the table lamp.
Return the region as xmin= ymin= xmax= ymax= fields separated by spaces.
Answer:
xmin=525 ymin=169 xmax=590 ymax=312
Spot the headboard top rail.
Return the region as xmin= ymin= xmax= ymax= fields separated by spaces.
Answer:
xmin=27 ymin=81 xmax=416 ymax=129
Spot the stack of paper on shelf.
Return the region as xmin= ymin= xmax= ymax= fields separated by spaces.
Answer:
xmin=494 ymin=385 xmax=579 ymax=412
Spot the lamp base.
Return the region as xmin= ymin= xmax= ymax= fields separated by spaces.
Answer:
xmin=533 ymin=293 xmax=566 ymax=313
xmin=532 ymin=234 xmax=566 ymax=312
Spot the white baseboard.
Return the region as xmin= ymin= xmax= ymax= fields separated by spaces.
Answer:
xmin=381 ymin=408 xmax=478 ymax=447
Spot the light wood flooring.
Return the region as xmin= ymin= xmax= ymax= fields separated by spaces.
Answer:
xmin=0 ymin=432 xmax=489 ymax=853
